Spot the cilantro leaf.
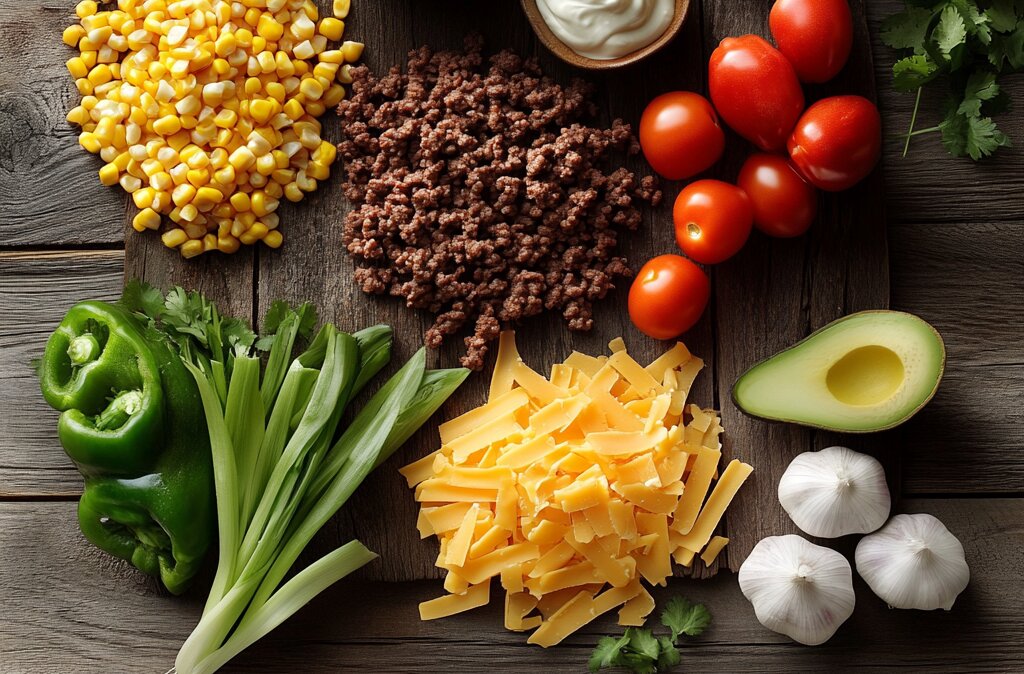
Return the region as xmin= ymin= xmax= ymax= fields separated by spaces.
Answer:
xmin=120 ymin=279 xmax=165 ymax=322
xmin=625 ymin=628 xmax=660 ymax=661
xmin=957 ymin=70 xmax=1002 ymax=116
xmin=881 ymin=6 xmax=935 ymax=51
xmin=986 ymin=0 xmax=1020 ymax=33
xmin=1006 ymin=22 xmax=1024 ymax=69
xmin=656 ymin=637 xmax=681 ymax=670
xmin=616 ymin=653 xmax=657 ymax=674
xmin=892 ymin=54 xmax=942 ymax=91
xmin=934 ymin=5 xmax=969 ymax=57
xmin=941 ymin=105 xmax=1011 ymax=159
xmin=589 ymin=635 xmax=629 ymax=673
xmin=660 ymin=596 xmax=711 ymax=642
xmin=951 ymin=0 xmax=992 ymax=45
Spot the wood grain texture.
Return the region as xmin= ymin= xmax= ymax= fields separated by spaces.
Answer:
xmin=0 ymin=0 xmax=125 ymax=246
xmin=0 ymin=250 xmax=123 ymax=497
xmin=2 ymin=498 xmax=1020 ymax=672
xmin=891 ymin=221 xmax=1024 ymax=494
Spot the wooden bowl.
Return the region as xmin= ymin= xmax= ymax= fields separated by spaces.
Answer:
xmin=521 ymin=0 xmax=690 ymax=70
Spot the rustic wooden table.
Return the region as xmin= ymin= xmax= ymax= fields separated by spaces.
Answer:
xmin=1 ymin=0 xmax=1022 ymax=672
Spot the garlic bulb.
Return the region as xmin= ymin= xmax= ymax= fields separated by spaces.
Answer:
xmin=778 ymin=446 xmax=891 ymax=538
xmin=855 ymin=513 xmax=970 ymax=610
xmin=738 ymin=535 xmax=855 ymax=646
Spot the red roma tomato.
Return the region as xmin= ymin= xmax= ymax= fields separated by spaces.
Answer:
xmin=769 ymin=0 xmax=853 ymax=83
xmin=787 ymin=95 xmax=881 ymax=192
xmin=629 ymin=255 xmax=711 ymax=340
xmin=737 ymin=153 xmax=817 ymax=238
xmin=708 ymin=35 xmax=805 ymax=152
xmin=673 ymin=179 xmax=753 ymax=264
xmin=640 ymin=92 xmax=725 ymax=180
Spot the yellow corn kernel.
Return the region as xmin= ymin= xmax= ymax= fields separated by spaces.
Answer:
xmin=306 ymin=161 xmax=329 ymax=181
xmin=257 ymin=14 xmax=284 ymax=41
xmin=132 ymin=187 xmax=156 ymax=209
xmin=201 ymin=233 xmax=217 ymax=252
xmin=193 ymin=185 xmax=223 ymax=209
xmin=179 ymin=204 xmax=199 ymax=222
xmin=187 ymin=168 xmax=211 ymax=186
xmin=305 ymin=101 xmax=325 ymax=117
xmin=75 ymin=78 xmax=93 ymax=95
xmin=153 ymin=115 xmax=182 ymax=136
xmin=213 ymin=108 xmax=237 ymax=128
xmin=162 ymin=228 xmax=189 ymax=248
xmin=263 ymin=229 xmax=283 ymax=248
xmin=261 ymin=181 xmax=281 ymax=199
xmin=218 ymin=235 xmax=241 ymax=254
xmin=87 ymin=64 xmax=112 ymax=86
xmin=282 ymin=98 xmax=303 ymax=121
xmin=298 ymin=78 xmax=323 ymax=101
xmin=78 ymin=132 xmax=101 ymax=153
xmin=318 ymin=18 xmax=344 ymax=41
xmin=180 ymin=239 xmax=204 ymax=258
xmin=63 ymin=24 xmax=86 ymax=47
xmin=248 ymin=222 xmax=269 ymax=239
xmin=229 ymin=145 xmax=257 ymax=171
xmin=318 ymin=49 xmax=343 ymax=64
xmin=265 ymin=81 xmax=286 ymax=102
xmin=250 ymin=191 xmax=278 ymax=217
xmin=172 ymin=183 xmax=197 ymax=206
xmin=332 ymin=0 xmax=350 ymax=18
xmin=341 ymin=40 xmax=364 ymax=62
xmin=213 ymin=165 xmax=236 ymax=185
xmin=249 ymin=99 xmax=274 ymax=124
xmin=66 ymin=105 xmax=90 ymax=126
xmin=230 ymin=191 xmax=251 ymax=212
xmin=313 ymin=140 xmax=336 ymax=164
xmin=244 ymin=76 xmax=262 ymax=95
xmin=75 ymin=0 xmax=97 ymax=17
xmin=66 ymin=55 xmax=90 ymax=79
xmin=133 ymin=208 xmax=162 ymax=231
xmin=98 ymin=163 xmax=120 ymax=186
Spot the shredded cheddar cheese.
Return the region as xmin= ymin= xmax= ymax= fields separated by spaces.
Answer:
xmin=401 ymin=331 xmax=753 ymax=646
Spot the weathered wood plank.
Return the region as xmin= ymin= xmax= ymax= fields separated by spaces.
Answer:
xmin=703 ymin=0 xmax=894 ymax=570
xmin=0 ymin=250 xmax=123 ymax=497
xmin=1 ymin=498 xmax=1019 ymax=672
xmin=867 ymin=0 xmax=1024 ymax=225
xmin=0 ymin=0 xmax=125 ymax=246
xmin=891 ymin=221 xmax=1024 ymax=493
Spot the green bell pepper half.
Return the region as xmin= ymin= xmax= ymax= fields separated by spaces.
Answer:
xmin=39 ymin=301 xmax=214 ymax=594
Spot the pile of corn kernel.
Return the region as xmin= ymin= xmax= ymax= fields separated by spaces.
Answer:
xmin=63 ymin=0 xmax=361 ymax=258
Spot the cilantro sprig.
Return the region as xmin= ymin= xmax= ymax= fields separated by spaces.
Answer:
xmin=882 ymin=0 xmax=1022 ymax=160
xmin=588 ymin=597 xmax=711 ymax=674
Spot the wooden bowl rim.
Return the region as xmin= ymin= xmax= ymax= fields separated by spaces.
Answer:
xmin=520 ymin=0 xmax=691 ymax=70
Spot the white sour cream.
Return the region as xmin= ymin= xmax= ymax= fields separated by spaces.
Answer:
xmin=536 ymin=0 xmax=675 ymax=60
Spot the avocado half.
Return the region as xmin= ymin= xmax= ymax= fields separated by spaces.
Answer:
xmin=732 ymin=311 xmax=945 ymax=433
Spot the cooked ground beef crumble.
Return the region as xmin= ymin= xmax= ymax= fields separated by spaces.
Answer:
xmin=336 ymin=36 xmax=661 ymax=369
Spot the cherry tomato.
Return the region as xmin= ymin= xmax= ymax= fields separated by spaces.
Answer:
xmin=672 ymin=179 xmax=753 ymax=264
xmin=787 ymin=95 xmax=881 ymax=192
xmin=769 ymin=0 xmax=853 ymax=83
xmin=737 ymin=153 xmax=817 ymax=238
xmin=708 ymin=35 xmax=805 ymax=152
xmin=639 ymin=91 xmax=725 ymax=180
xmin=628 ymin=255 xmax=711 ymax=340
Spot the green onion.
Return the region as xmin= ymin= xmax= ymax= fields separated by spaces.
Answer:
xmin=167 ymin=296 xmax=465 ymax=674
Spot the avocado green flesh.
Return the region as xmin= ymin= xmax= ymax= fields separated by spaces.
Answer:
xmin=732 ymin=311 xmax=945 ymax=432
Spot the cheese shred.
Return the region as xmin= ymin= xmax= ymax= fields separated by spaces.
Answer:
xmin=403 ymin=331 xmax=754 ymax=645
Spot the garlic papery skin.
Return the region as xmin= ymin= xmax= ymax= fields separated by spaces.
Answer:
xmin=778 ymin=446 xmax=891 ymax=538
xmin=738 ymin=535 xmax=855 ymax=646
xmin=855 ymin=513 xmax=970 ymax=611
